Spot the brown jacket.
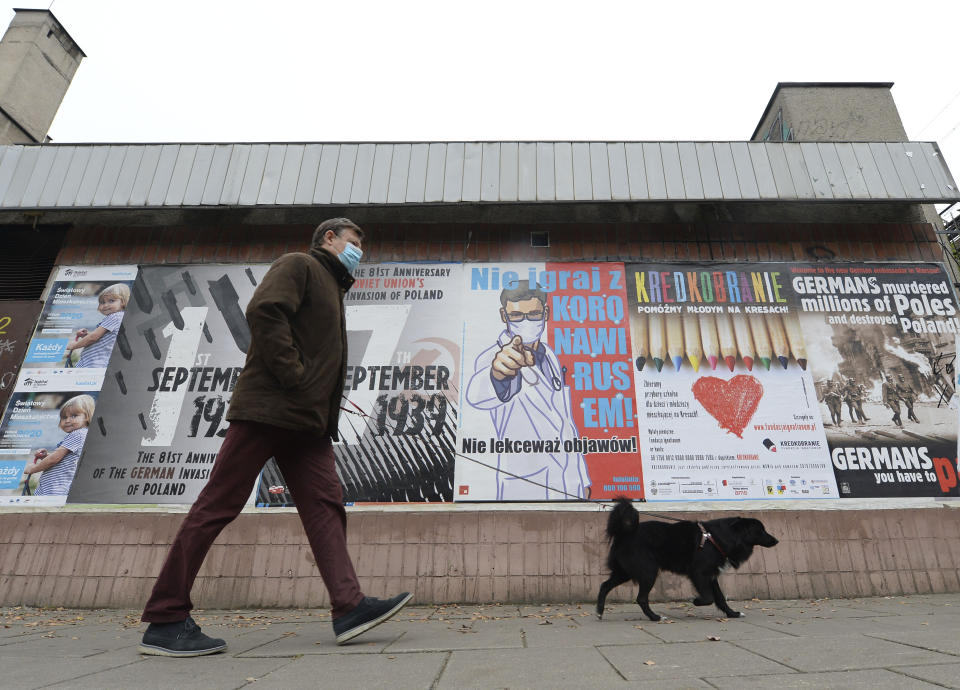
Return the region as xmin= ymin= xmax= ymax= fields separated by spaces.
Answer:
xmin=226 ymin=247 xmax=354 ymax=438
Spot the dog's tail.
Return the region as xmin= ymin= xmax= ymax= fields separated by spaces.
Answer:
xmin=606 ymin=496 xmax=640 ymax=540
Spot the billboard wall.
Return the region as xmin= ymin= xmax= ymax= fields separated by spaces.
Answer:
xmin=1 ymin=258 xmax=956 ymax=506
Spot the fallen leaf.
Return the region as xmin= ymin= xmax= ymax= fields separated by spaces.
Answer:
xmin=644 ymin=660 xmax=656 ymax=666
xmin=245 ymin=678 xmax=257 ymax=682
xmin=538 ymin=620 xmax=552 ymax=626
xmin=388 ymin=656 xmax=397 ymax=660
xmin=633 ymin=625 xmax=643 ymax=629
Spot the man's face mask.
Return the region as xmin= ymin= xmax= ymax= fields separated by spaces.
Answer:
xmin=507 ymin=316 xmax=545 ymax=345
xmin=338 ymin=243 xmax=363 ymax=274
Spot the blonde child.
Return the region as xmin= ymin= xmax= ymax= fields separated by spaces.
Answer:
xmin=66 ymin=283 xmax=130 ymax=368
xmin=24 ymin=394 xmax=95 ymax=496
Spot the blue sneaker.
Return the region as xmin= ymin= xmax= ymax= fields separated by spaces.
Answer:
xmin=139 ymin=616 xmax=227 ymax=657
xmin=333 ymin=593 xmax=413 ymax=644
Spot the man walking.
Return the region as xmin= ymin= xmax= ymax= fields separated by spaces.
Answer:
xmin=138 ymin=218 xmax=411 ymax=656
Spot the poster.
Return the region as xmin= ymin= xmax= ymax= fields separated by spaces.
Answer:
xmin=454 ymin=263 xmax=642 ymax=501
xmin=28 ymin=256 xmax=955 ymax=506
xmin=626 ymin=262 xmax=959 ymax=500
xmin=0 ymin=391 xmax=100 ymax=505
xmin=68 ymin=262 xmax=463 ymax=505
xmin=0 ymin=266 xmax=137 ymax=505
xmin=627 ymin=263 xmax=838 ymax=500
xmin=0 ymin=300 xmax=43 ymax=412
xmin=17 ymin=266 xmax=138 ymax=384
xmin=795 ymin=263 xmax=959 ymax=497
xmin=66 ymin=264 xmax=266 ymax=504
xmin=257 ymin=262 xmax=462 ymax=505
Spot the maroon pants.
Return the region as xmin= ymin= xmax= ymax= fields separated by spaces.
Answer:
xmin=142 ymin=420 xmax=364 ymax=622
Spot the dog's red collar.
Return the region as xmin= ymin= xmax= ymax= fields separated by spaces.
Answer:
xmin=697 ymin=522 xmax=728 ymax=559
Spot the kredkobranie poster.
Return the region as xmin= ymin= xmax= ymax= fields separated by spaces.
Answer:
xmin=627 ymin=262 xmax=838 ymax=501
xmin=67 ymin=264 xmax=266 ymax=503
xmin=0 ymin=390 xmax=99 ymax=506
xmin=258 ymin=262 xmax=462 ymax=505
xmin=626 ymin=261 xmax=959 ymax=500
xmin=455 ymin=262 xmax=642 ymax=501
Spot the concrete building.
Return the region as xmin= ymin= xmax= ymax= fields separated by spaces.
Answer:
xmin=0 ymin=80 xmax=959 ymax=610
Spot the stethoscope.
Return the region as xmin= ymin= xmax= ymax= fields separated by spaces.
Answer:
xmin=517 ymin=344 xmax=565 ymax=392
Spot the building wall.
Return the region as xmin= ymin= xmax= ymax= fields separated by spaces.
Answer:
xmin=55 ymin=221 xmax=947 ymax=267
xmin=2 ymin=507 xmax=959 ymax=609
xmin=753 ymin=84 xmax=907 ymax=144
xmin=0 ymin=218 xmax=948 ymax=609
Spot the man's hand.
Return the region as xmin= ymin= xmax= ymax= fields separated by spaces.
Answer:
xmin=491 ymin=335 xmax=535 ymax=381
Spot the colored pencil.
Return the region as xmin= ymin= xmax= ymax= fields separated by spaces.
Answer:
xmin=766 ymin=313 xmax=791 ymax=369
xmin=780 ymin=312 xmax=808 ymax=370
xmin=749 ymin=314 xmax=773 ymax=371
xmin=682 ymin=313 xmax=703 ymax=371
xmin=698 ymin=313 xmax=720 ymax=370
xmin=715 ymin=311 xmax=738 ymax=372
xmin=666 ymin=315 xmax=684 ymax=371
xmin=731 ymin=313 xmax=755 ymax=371
xmin=631 ymin=312 xmax=649 ymax=371
xmin=648 ymin=313 xmax=667 ymax=373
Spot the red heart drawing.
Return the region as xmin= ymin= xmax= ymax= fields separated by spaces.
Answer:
xmin=691 ymin=375 xmax=764 ymax=438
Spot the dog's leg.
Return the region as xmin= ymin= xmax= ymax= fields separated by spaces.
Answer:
xmin=689 ymin=571 xmax=715 ymax=607
xmin=596 ymin=571 xmax=629 ymax=619
xmin=635 ymin=567 xmax=662 ymax=621
xmin=711 ymin=579 xmax=743 ymax=618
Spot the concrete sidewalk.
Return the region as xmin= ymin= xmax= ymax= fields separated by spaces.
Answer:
xmin=3 ymin=594 xmax=960 ymax=689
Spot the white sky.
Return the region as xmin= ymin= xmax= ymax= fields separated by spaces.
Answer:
xmin=9 ymin=1 xmax=960 ymax=216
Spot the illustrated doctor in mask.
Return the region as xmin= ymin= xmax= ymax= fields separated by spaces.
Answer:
xmin=465 ymin=280 xmax=590 ymax=500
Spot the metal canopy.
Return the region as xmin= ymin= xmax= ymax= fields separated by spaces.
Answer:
xmin=0 ymin=141 xmax=956 ymax=210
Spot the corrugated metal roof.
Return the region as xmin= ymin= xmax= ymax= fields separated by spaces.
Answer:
xmin=0 ymin=141 xmax=956 ymax=210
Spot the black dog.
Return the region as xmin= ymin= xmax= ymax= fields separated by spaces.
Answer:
xmin=596 ymin=498 xmax=778 ymax=621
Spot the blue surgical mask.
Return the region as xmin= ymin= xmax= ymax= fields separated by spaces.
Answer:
xmin=338 ymin=243 xmax=363 ymax=274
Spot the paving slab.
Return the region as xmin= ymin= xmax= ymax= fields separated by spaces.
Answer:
xmin=626 ymin=617 xmax=795 ymax=644
xmin=521 ymin=616 xmax=663 ymax=647
xmin=436 ymin=647 xmax=625 ymax=689
xmin=0 ymin=626 xmax=137 ymax=657
xmin=705 ymin=668 xmax=944 ymax=689
xmin=237 ymin=625 xmax=402 ymax=656
xmin=4 ymin=595 xmax=960 ymax=688
xmin=838 ymin=596 xmax=960 ymax=615
xmin=599 ymin=640 xmax=793 ymax=681
xmin=866 ymin=628 xmax=960 ymax=656
xmin=864 ymin=612 xmax=960 ymax=632
xmin=2 ymin=648 xmax=139 ymax=690
xmin=253 ymin=651 xmax=448 ymax=689
xmin=894 ymin=662 xmax=960 ymax=689
xmin=734 ymin=633 xmax=958 ymax=672
xmin=43 ymin=656 xmax=292 ymax=690
xmin=384 ymin=618 xmax=524 ymax=652
xmin=743 ymin=613 xmax=906 ymax=637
